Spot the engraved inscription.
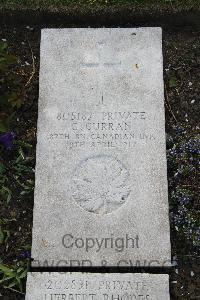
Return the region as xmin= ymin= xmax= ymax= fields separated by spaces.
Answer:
xmin=71 ymin=155 xmax=131 ymax=214
xmin=42 ymin=277 xmax=152 ymax=300
xmin=48 ymin=110 xmax=156 ymax=150
xmin=81 ymin=51 xmax=122 ymax=69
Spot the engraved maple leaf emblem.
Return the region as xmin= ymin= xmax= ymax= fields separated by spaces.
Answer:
xmin=71 ymin=155 xmax=131 ymax=214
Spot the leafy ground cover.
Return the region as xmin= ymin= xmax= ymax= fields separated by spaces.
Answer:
xmin=0 ymin=21 xmax=199 ymax=300
xmin=0 ymin=0 xmax=199 ymax=9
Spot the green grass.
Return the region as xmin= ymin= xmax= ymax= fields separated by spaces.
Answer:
xmin=0 ymin=0 xmax=199 ymax=9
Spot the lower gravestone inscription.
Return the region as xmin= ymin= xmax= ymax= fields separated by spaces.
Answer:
xmin=25 ymin=273 xmax=170 ymax=300
xmin=32 ymin=28 xmax=171 ymax=267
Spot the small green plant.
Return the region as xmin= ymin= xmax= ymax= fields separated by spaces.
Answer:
xmin=0 ymin=160 xmax=11 ymax=203
xmin=168 ymin=74 xmax=178 ymax=88
xmin=0 ymin=41 xmax=24 ymax=132
xmin=0 ymin=227 xmax=10 ymax=245
xmin=0 ymin=141 xmax=34 ymax=203
xmin=0 ymin=262 xmax=28 ymax=292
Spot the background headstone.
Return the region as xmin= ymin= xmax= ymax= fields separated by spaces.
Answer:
xmin=25 ymin=272 xmax=170 ymax=300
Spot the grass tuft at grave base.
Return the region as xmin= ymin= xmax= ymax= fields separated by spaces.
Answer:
xmin=0 ymin=8 xmax=200 ymax=300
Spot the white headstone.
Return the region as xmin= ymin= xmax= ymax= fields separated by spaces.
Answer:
xmin=32 ymin=28 xmax=171 ymax=267
xmin=25 ymin=272 xmax=170 ymax=300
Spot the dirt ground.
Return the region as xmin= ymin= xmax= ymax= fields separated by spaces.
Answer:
xmin=0 ymin=10 xmax=199 ymax=300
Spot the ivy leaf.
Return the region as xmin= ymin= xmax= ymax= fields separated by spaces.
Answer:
xmin=7 ymin=281 xmax=17 ymax=288
xmin=0 ymin=41 xmax=8 ymax=52
xmin=0 ymin=59 xmax=8 ymax=72
xmin=0 ymin=228 xmax=10 ymax=244
xmin=0 ymin=228 xmax=4 ymax=244
xmin=169 ymin=76 xmax=178 ymax=88
xmin=0 ymin=186 xmax=12 ymax=203
xmin=0 ymin=121 xmax=9 ymax=133
xmin=4 ymin=54 xmax=18 ymax=65
xmin=0 ymin=264 xmax=14 ymax=277
xmin=7 ymin=92 xmax=24 ymax=109
xmin=0 ymin=54 xmax=17 ymax=71
xmin=18 ymin=269 xmax=27 ymax=279
xmin=0 ymin=162 xmax=6 ymax=175
xmin=0 ymin=111 xmax=10 ymax=133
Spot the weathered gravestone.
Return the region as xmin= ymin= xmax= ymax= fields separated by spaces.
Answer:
xmin=26 ymin=272 xmax=170 ymax=300
xmin=31 ymin=28 xmax=171 ymax=268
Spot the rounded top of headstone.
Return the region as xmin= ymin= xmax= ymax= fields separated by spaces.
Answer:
xmin=71 ymin=155 xmax=131 ymax=214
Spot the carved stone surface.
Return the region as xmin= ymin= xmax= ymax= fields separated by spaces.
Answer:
xmin=25 ymin=272 xmax=170 ymax=300
xmin=71 ymin=155 xmax=131 ymax=214
xmin=31 ymin=28 xmax=171 ymax=267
